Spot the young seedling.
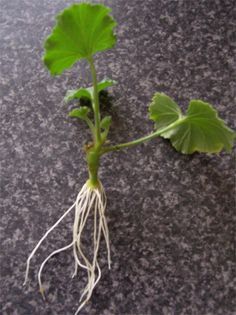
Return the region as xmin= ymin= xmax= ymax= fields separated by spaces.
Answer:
xmin=24 ymin=3 xmax=235 ymax=314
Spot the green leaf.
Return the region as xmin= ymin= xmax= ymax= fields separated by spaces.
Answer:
xmin=97 ymin=79 xmax=117 ymax=93
xmin=169 ymin=100 xmax=235 ymax=153
xmin=68 ymin=107 xmax=90 ymax=120
xmin=149 ymin=93 xmax=235 ymax=154
xmin=101 ymin=116 xmax=112 ymax=130
xmin=64 ymin=79 xmax=116 ymax=102
xmin=65 ymin=88 xmax=92 ymax=102
xmin=149 ymin=93 xmax=182 ymax=129
xmin=65 ymin=88 xmax=93 ymax=102
xmin=43 ymin=3 xmax=117 ymax=75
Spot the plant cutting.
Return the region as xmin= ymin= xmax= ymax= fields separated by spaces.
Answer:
xmin=23 ymin=3 xmax=235 ymax=314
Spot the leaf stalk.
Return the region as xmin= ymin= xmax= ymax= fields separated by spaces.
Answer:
xmin=101 ymin=117 xmax=187 ymax=154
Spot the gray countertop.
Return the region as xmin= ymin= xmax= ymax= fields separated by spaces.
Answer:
xmin=0 ymin=0 xmax=235 ymax=314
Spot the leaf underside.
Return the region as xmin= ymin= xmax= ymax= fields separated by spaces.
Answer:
xmin=149 ymin=93 xmax=235 ymax=154
xmin=68 ymin=106 xmax=90 ymax=119
xmin=43 ymin=3 xmax=117 ymax=75
xmin=64 ymin=79 xmax=116 ymax=102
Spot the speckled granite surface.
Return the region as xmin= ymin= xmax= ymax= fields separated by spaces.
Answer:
xmin=1 ymin=0 xmax=235 ymax=314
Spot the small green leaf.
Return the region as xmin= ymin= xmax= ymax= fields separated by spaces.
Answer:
xmin=101 ymin=116 xmax=112 ymax=130
xmin=97 ymin=79 xmax=117 ymax=93
xmin=149 ymin=93 xmax=182 ymax=129
xmin=64 ymin=79 xmax=116 ymax=102
xmin=43 ymin=3 xmax=117 ymax=75
xmin=65 ymin=88 xmax=93 ymax=102
xmin=68 ymin=107 xmax=90 ymax=120
xmin=150 ymin=94 xmax=235 ymax=154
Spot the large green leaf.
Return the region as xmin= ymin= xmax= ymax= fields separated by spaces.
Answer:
xmin=64 ymin=79 xmax=116 ymax=102
xmin=149 ymin=93 xmax=235 ymax=154
xmin=43 ymin=3 xmax=117 ymax=75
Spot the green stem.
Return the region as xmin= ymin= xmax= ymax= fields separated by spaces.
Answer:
xmin=86 ymin=57 xmax=102 ymax=187
xmin=88 ymin=57 xmax=101 ymax=146
xmin=101 ymin=117 xmax=186 ymax=154
xmin=86 ymin=147 xmax=100 ymax=188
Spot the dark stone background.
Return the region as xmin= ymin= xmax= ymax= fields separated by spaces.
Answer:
xmin=0 ymin=0 xmax=235 ymax=314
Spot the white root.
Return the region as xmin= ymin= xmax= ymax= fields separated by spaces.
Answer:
xmin=24 ymin=181 xmax=111 ymax=314
xmin=38 ymin=240 xmax=75 ymax=299
xmin=72 ymin=189 xmax=92 ymax=276
xmin=23 ymin=183 xmax=88 ymax=286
